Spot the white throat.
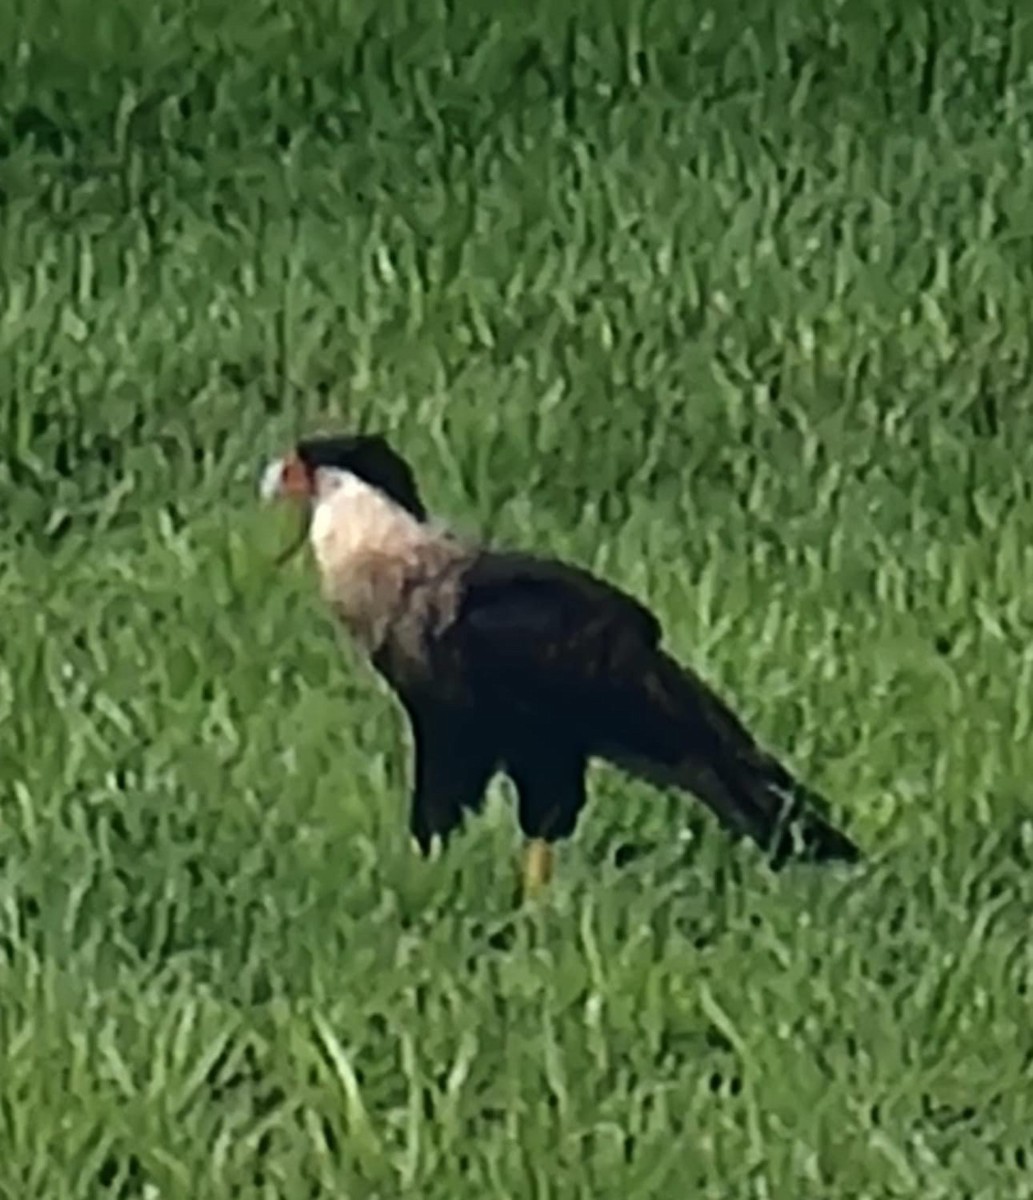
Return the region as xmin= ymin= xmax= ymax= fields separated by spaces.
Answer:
xmin=308 ymin=469 xmax=426 ymax=573
xmin=304 ymin=468 xmax=466 ymax=654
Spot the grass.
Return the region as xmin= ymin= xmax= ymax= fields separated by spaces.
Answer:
xmin=2 ymin=0 xmax=1033 ymax=1194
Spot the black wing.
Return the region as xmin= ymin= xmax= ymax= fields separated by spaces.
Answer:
xmin=436 ymin=550 xmax=663 ymax=727
xmin=398 ymin=550 xmax=663 ymax=848
xmin=428 ymin=550 xmax=861 ymax=864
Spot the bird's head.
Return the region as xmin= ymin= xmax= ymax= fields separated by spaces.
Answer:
xmin=259 ymin=433 xmax=427 ymax=563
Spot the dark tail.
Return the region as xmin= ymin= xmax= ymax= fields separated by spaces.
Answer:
xmin=715 ymin=756 xmax=862 ymax=869
xmin=605 ymin=651 xmax=862 ymax=869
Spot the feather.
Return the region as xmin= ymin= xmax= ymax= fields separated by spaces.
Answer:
xmin=260 ymin=433 xmax=861 ymax=873
xmin=418 ymin=549 xmax=859 ymax=867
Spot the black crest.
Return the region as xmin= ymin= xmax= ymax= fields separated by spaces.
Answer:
xmin=295 ymin=434 xmax=427 ymax=520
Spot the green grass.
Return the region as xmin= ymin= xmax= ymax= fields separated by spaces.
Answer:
xmin=2 ymin=0 xmax=1033 ymax=1194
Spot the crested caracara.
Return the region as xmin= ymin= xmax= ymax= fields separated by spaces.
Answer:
xmin=260 ymin=433 xmax=860 ymax=898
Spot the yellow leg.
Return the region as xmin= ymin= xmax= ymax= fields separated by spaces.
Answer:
xmin=522 ymin=838 xmax=555 ymax=901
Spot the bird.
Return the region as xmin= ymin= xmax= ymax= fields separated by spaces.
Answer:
xmin=259 ymin=432 xmax=861 ymax=900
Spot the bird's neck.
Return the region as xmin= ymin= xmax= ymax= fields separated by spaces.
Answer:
xmin=308 ymin=478 xmax=460 ymax=652
xmin=309 ymin=477 xmax=428 ymax=569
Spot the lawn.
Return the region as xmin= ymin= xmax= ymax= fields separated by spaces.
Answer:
xmin=2 ymin=0 xmax=1033 ymax=1195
